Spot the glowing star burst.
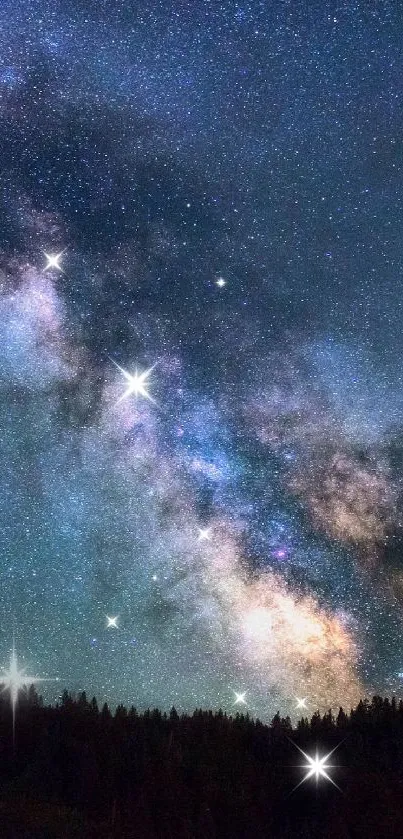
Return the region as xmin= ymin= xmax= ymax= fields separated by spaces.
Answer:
xmin=198 ymin=527 xmax=212 ymax=541
xmin=215 ymin=276 xmax=226 ymax=288
xmin=43 ymin=250 xmax=64 ymax=272
xmin=0 ymin=645 xmax=54 ymax=738
xmin=106 ymin=616 xmax=119 ymax=628
xmin=234 ymin=691 xmax=247 ymax=705
xmin=111 ymin=358 xmax=156 ymax=404
xmin=292 ymin=742 xmax=342 ymax=792
xmin=295 ymin=697 xmax=309 ymax=711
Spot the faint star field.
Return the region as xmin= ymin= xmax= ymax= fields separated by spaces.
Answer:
xmin=0 ymin=0 xmax=402 ymax=721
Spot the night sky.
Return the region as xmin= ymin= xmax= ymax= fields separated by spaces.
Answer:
xmin=1 ymin=0 xmax=403 ymax=720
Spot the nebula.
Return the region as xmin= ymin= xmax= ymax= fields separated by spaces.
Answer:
xmin=1 ymin=0 xmax=403 ymax=716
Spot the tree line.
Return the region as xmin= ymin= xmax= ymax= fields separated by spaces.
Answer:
xmin=0 ymin=689 xmax=403 ymax=837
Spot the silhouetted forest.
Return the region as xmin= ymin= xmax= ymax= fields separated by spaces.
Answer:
xmin=1 ymin=690 xmax=403 ymax=837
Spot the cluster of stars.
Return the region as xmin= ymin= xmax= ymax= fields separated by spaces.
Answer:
xmin=0 ymin=244 xmax=366 ymax=727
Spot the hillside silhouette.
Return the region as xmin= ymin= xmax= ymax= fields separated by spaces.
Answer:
xmin=0 ymin=690 xmax=402 ymax=837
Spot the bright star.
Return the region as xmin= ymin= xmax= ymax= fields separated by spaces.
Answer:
xmin=234 ymin=691 xmax=247 ymax=705
xmin=106 ymin=616 xmax=119 ymax=628
xmin=111 ymin=359 xmax=156 ymax=404
xmin=292 ymin=742 xmax=342 ymax=791
xmin=295 ymin=697 xmax=309 ymax=711
xmin=43 ymin=251 xmax=64 ymax=272
xmin=0 ymin=644 xmax=54 ymax=738
xmin=198 ymin=527 xmax=212 ymax=541
xmin=215 ymin=276 xmax=226 ymax=288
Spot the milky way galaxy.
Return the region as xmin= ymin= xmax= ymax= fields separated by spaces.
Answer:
xmin=1 ymin=0 xmax=403 ymax=720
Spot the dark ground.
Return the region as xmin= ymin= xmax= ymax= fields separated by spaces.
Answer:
xmin=0 ymin=690 xmax=402 ymax=837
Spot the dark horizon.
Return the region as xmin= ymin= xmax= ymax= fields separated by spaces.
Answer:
xmin=0 ymin=688 xmax=402 ymax=837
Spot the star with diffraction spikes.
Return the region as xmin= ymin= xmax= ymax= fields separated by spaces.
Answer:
xmin=291 ymin=741 xmax=342 ymax=792
xmin=0 ymin=643 xmax=56 ymax=739
xmin=295 ymin=697 xmax=309 ymax=711
xmin=234 ymin=691 xmax=247 ymax=705
xmin=43 ymin=250 xmax=65 ymax=272
xmin=198 ymin=527 xmax=212 ymax=541
xmin=110 ymin=358 xmax=156 ymax=404
xmin=106 ymin=616 xmax=119 ymax=628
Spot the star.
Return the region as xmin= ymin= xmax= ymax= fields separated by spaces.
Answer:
xmin=234 ymin=691 xmax=247 ymax=705
xmin=215 ymin=276 xmax=226 ymax=288
xmin=0 ymin=644 xmax=54 ymax=738
xmin=111 ymin=358 xmax=156 ymax=404
xmin=295 ymin=697 xmax=309 ymax=711
xmin=198 ymin=527 xmax=212 ymax=541
xmin=291 ymin=742 xmax=342 ymax=791
xmin=106 ymin=616 xmax=119 ymax=628
xmin=43 ymin=251 xmax=64 ymax=272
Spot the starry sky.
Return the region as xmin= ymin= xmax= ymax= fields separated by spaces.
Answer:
xmin=1 ymin=0 xmax=403 ymax=720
